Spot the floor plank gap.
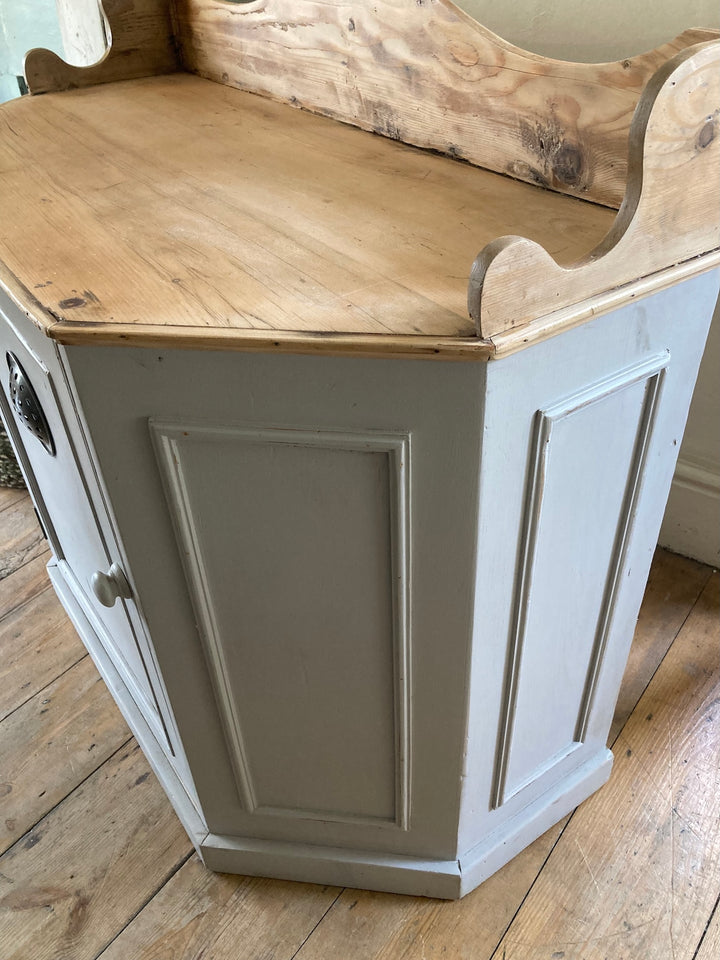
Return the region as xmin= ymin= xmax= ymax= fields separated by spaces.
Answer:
xmin=484 ymin=810 xmax=578 ymax=960
xmin=693 ymin=891 xmax=720 ymax=960
xmin=0 ymin=564 xmax=52 ymax=621
xmin=1 ymin=734 xmax=135 ymax=859
xmin=92 ymin=847 xmax=195 ymax=960
xmin=0 ymin=652 xmax=89 ymax=725
xmin=288 ymin=889 xmax=347 ymax=960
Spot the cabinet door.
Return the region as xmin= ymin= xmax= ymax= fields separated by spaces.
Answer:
xmin=0 ymin=294 xmax=166 ymax=737
xmin=66 ymin=345 xmax=486 ymax=859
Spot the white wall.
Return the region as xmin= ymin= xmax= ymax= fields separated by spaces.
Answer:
xmin=0 ymin=0 xmax=63 ymax=102
xmin=459 ymin=0 xmax=718 ymax=62
xmin=55 ymin=0 xmax=106 ymax=66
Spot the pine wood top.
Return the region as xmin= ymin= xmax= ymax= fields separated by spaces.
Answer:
xmin=25 ymin=1 xmax=713 ymax=210
xmin=0 ymin=73 xmax=614 ymax=356
xmin=170 ymin=0 xmax=713 ymax=208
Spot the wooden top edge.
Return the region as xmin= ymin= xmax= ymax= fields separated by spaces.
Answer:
xmin=489 ymin=250 xmax=720 ymax=358
xmin=0 ymin=262 xmax=57 ymax=336
xmin=3 ymin=249 xmax=716 ymax=362
xmin=441 ymin=9 xmax=717 ymax=71
xmin=44 ymin=320 xmax=496 ymax=362
xmin=173 ymin=0 xmax=718 ymax=207
xmin=23 ymin=0 xmax=178 ymax=95
xmin=38 ymin=250 xmax=719 ymax=361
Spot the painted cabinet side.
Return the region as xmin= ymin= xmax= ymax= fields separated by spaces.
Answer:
xmin=63 ymin=346 xmax=488 ymax=861
xmin=458 ymin=270 xmax=719 ymax=868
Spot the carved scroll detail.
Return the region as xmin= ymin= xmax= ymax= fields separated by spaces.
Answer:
xmin=469 ymin=41 xmax=720 ymax=339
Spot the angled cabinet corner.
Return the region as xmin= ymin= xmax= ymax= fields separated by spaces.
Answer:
xmin=0 ymin=288 xmax=175 ymax=763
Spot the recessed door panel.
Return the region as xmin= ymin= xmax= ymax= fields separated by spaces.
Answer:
xmin=152 ymin=420 xmax=410 ymax=827
xmin=495 ymin=357 xmax=667 ymax=805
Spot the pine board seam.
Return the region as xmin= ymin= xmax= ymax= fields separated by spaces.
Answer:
xmin=486 ymin=812 xmax=576 ymax=960
xmin=0 ymin=561 xmax=52 ymax=619
xmin=694 ymin=893 xmax=720 ymax=959
xmin=288 ymin=889 xmax=347 ymax=960
xmin=0 ymin=734 xmax=134 ymax=858
xmin=93 ymin=847 xmax=196 ymax=960
xmin=0 ymin=545 xmax=52 ymax=583
xmin=0 ymin=491 xmax=27 ymax=515
xmin=0 ymin=649 xmax=89 ymax=726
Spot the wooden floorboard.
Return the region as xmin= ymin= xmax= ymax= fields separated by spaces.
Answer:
xmin=0 ymin=485 xmax=27 ymax=514
xmin=0 ymin=494 xmax=48 ymax=581
xmin=0 ymin=742 xmax=191 ymax=960
xmin=609 ymin=546 xmax=712 ymax=743
xmin=0 ymin=491 xmax=717 ymax=959
xmin=0 ymin=654 xmax=131 ymax=855
xmin=95 ymin=860 xmax=342 ymax=960
xmin=0 ymin=549 xmax=53 ymax=622
xmin=695 ymin=897 xmax=720 ymax=960
xmin=0 ymin=581 xmax=86 ymax=721
xmin=490 ymin=573 xmax=720 ymax=960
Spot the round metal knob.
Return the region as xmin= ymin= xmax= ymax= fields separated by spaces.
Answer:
xmin=90 ymin=563 xmax=132 ymax=607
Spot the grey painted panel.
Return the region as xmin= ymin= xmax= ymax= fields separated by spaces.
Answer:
xmin=23 ymin=267 xmax=717 ymax=894
xmin=152 ymin=421 xmax=409 ymax=825
xmin=499 ymin=358 xmax=666 ymax=802
xmin=65 ymin=348 xmax=484 ymax=857
xmin=458 ymin=270 xmax=719 ymax=854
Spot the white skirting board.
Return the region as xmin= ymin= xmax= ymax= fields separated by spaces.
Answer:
xmin=660 ymin=457 xmax=720 ymax=567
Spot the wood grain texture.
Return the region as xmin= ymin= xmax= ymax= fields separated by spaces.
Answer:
xmin=487 ymin=253 xmax=720 ymax=359
xmin=491 ymin=573 xmax=720 ymax=959
xmin=97 ymin=857 xmax=340 ymax=959
xmin=6 ymin=3 xmax=719 ymax=353
xmin=0 ymin=655 xmax=130 ymax=854
xmin=0 ymin=581 xmax=85 ymax=721
xmin=696 ymin=904 xmax=720 ymax=960
xmin=0 ymin=486 xmax=26 ymax=512
xmin=471 ymin=41 xmax=720 ymax=338
xmin=172 ymin=0 xmax=714 ymax=207
xmin=0 ymin=550 xmax=51 ymax=621
xmin=0 ymin=743 xmax=190 ymax=960
xmin=290 ymin=823 xmax=569 ymax=960
xmin=0 ymin=73 xmax=612 ymax=347
xmin=24 ymin=0 xmax=178 ymax=95
xmin=609 ymin=547 xmax=712 ymax=743
xmin=0 ymin=495 xmax=48 ymax=582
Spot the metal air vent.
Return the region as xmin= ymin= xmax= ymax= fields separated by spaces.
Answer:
xmin=6 ymin=352 xmax=55 ymax=455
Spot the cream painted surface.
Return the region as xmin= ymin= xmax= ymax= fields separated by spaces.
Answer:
xmin=55 ymin=0 xmax=106 ymax=65
xmin=460 ymin=0 xmax=718 ymax=62
xmin=659 ymin=304 xmax=720 ymax=566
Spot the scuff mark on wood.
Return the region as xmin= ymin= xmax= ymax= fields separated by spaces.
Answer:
xmin=58 ymin=297 xmax=87 ymax=310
